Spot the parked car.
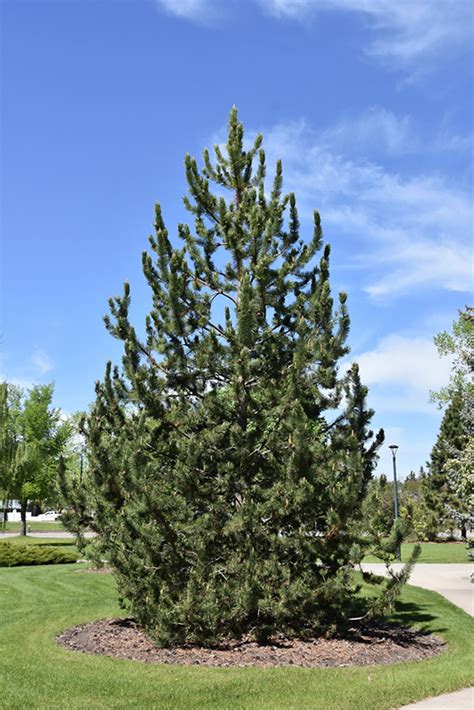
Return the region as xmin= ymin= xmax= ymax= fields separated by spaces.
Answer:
xmin=37 ymin=510 xmax=61 ymax=521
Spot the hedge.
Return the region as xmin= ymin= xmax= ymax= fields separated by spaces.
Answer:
xmin=0 ymin=542 xmax=79 ymax=567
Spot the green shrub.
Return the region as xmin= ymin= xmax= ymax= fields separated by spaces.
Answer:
xmin=0 ymin=541 xmax=79 ymax=567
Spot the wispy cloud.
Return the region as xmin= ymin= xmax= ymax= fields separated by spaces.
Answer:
xmin=256 ymin=115 xmax=473 ymax=299
xmin=154 ymin=0 xmax=473 ymax=71
xmin=31 ymin=349 xmax=54 ymax=375
xmin=355 ymin=334 xmax=451 ymax=395
xmin=320 ymin=107 xmax=415 ymax=157
xmin=352 ymin=334 xmax=452 ymax=415
xmin=257 ymin=0 xmax=472 ymax=70
xmin=155 ymin=0 xmax=218 ymax=23
xmin=317 ymin=107 xmax=471 ymax=158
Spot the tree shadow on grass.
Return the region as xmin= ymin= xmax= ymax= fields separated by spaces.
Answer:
xmin=390 ymin=600 xmax=447 ymax=636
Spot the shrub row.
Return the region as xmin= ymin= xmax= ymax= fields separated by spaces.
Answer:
xmin=0 ymin=542 xmax=79 ymax=567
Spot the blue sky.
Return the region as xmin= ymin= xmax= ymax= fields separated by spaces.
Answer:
xmin=2 ymin=0 xmax=473 ymax=478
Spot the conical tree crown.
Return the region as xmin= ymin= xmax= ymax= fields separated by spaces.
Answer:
xmin=84 ymin=108 xmax=386 ymax=645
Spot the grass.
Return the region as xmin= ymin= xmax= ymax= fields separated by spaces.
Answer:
xmin=0 ymin=565 xmax=472 ymax=709
xmin=2 ymin=520 xmax=65 ymax=532
xmin=1 ymin=536 xmax=470 ymax=563
xmin=3 ymin=535 xmax=77 ymax=547
xmin=363 ymin=542 xmax=472 ymax=564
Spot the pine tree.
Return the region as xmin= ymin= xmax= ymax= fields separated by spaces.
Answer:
xmin=429 ymin=307 xmax=474 ymax=543
xmin=82 ymin=108 xmax=391 ymax=645
xmin=430 ymin=390 xmax=466 ymax=475
xmin=425 ymin=390 xmax=468 ymax=537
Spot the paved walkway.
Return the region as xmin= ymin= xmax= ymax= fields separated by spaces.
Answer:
xmin=362 ymin=563 xmax=473 ymax=615
xmin=402 ymin=687 xmax=473 ymax=709
xmin=363 ymin=563 xmax=473 ymax=709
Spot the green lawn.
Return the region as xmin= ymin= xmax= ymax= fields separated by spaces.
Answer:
xmin=2 ymin=520 xmax=66 ymax=532
xmin=0 ymin=565 xmax=472 ymax=709
xmin=3 ymin=535 xmax=78 ymax=551
xmin=2 ymin=537 xmax=469 ymax=563
xmin=363 ymin=542 xmax=472 ymax=564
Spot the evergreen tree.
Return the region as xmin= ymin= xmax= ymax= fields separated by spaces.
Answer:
xmin=430 ymin=390 xmax=466 ymax=474
xmin=434 ymin=308 xmax=474 ymax=544
xmin=425 ymin=308 xmax=474 ymax=538
xmin=81 ymin=108 xmax=407 ymax=646
xmin=425 ymin=389 xmax=466 ymax=534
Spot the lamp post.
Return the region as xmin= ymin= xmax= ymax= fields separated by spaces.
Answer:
xmin=389 ymin=445 xmax=401 ymax=561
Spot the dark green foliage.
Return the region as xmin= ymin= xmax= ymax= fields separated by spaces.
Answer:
xmin=361 ymin=543 xmax=421 ymax=619
xmin=427 ymin=308 xmax=474 ymax=543
xmin=78 ymin=109 xmax=396 ymax=645
xmin=429 ymin=390 xmax=466 ymax=481
xmin=0 ymin=541 xmax=78 ymax=567
xmin=425 ymin=390 xmax=467 ymax=536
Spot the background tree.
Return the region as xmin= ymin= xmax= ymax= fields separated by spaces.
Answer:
xmin=79 ymin=108 xmax=419 ymax=647
xmin=425 ymin=390 xmax=467 ymax=537
xmin=430 ymin=307 xmax=473 ymax=407
xmin=7 ymin=384 xmax=71 ymax=535
xmin=50 ymin=411 xmax=86 ymax=506
xmin=425 ymin=308 xmax=473 ymax=540
xmin=0 ymin=383 xmax=21 ymax=527
xmin=363 ymin=469 xmax=433 ymax=542
xmin=57 ymin=412 xmax=95 ymax=554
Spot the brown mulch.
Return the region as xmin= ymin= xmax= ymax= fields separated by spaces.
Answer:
xmin=57 ymin=618 xmax=446 ymax=668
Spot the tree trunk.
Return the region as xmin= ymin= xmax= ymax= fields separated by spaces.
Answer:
xmin=20 ymin=499 xmax=28 ymax=536
xmin=461 ymin=524 xmax=467 ymax=541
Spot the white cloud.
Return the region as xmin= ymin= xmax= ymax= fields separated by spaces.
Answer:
xmin=258 ymin=0 xmax=472 ymax=69
xmin=320 ymin=107 xmax=415 ymax=156
xmin=31 ymin=349 xmax=54 ymax=375
xmin=153 ymin=0 xmax=472 ymax=72
xmin=257 ymin=117 xmax=473 ymax=299
xmin=317 ymin=107 xmax=471 ymax=158
xmin=355 ymin=334 xmax=451 ymax=394
xmin=155 ymin=0 xmax=217 ymax=22
xmin=365 ymin=241 xmax=472 ymax=299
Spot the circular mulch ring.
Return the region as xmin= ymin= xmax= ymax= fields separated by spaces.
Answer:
xmin=57 ymin=618 xmax=446 ymax=668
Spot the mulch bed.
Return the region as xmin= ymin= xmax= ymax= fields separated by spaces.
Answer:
xmin=57 ymin=618 xmax=446 ymax=668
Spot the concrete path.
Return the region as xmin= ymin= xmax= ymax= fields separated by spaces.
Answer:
xmin=402 ymin=687 xmax=473 ymax=709
xmin=363 ymin=563 xmax=473 ymax=709
xmin=362 ymin=563 xmax=473 ymax=615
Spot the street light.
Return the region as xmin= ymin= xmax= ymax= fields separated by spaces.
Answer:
xmin=389 ymin=445 xmax=401 ymax=561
